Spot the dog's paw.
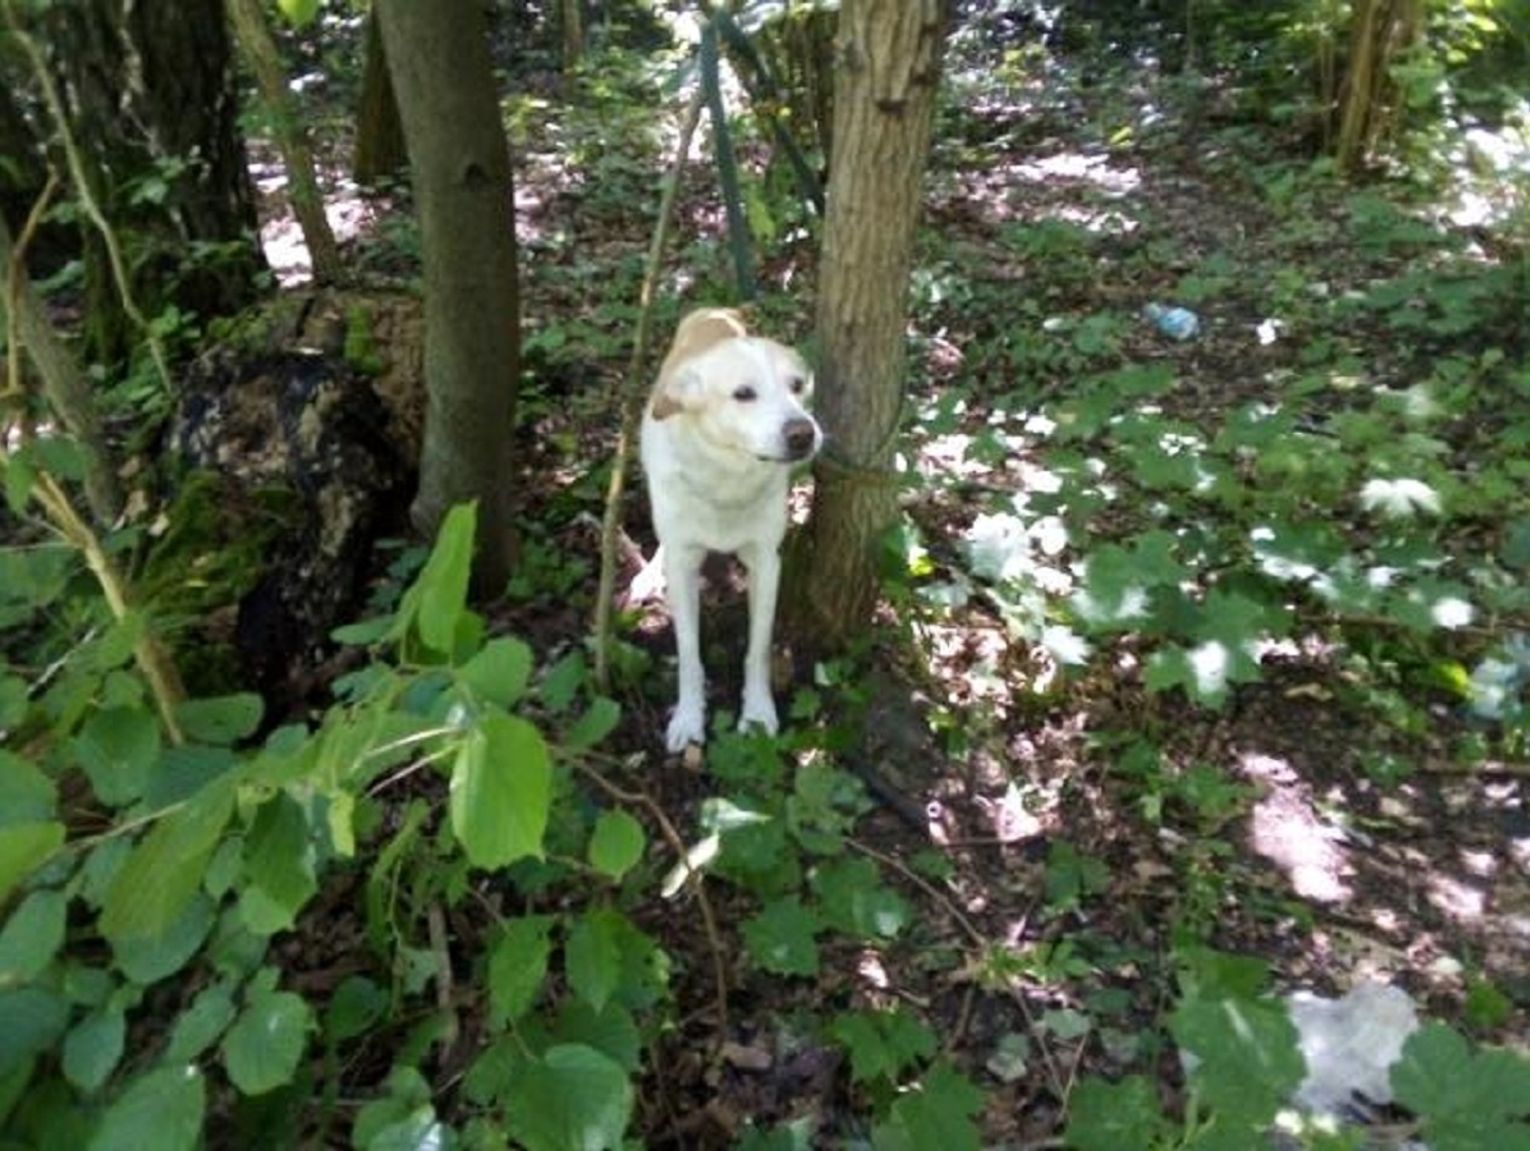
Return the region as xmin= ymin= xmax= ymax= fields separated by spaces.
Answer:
xmin=666 ymin=704 xmax=706 ymax=753
xmin=738 ymin=692 xmax=779 ymax=737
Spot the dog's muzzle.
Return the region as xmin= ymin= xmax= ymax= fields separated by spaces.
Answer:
xmin=784 ymin=417 xmax=819 ymax=462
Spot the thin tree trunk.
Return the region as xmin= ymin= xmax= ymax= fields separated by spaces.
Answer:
xmin=797 ymin=0 xmax=945 ymax=646
xmin=377 ymin=0 xmax=520 ymax=590
xmin=1334 ymin=0 xmax=1382 ymax=172
xmin=226 ymin=0 xmax=342 ymax=284
xmin=354 ymin=10 xmax=407 ymax=187
xmin=0 ymin=207 xmax=121 ymax=524
xmin=561 ymin=0 xmax=584 ymax=73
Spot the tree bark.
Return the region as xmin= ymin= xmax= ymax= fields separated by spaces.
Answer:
xmin=226 ymin=0 xmax=342 ymax=284
xmin=39 ymin=0 xmax=264 ymax=364
xmin=561 ymin=0 xmax=584 ymax=73
xmin=377 ymin=0 xmax=520 ymax=590
xmin=353 ymin=11 xmax=407 ymax=188
xmin=797 ymin=0 xmax=945 ymax=646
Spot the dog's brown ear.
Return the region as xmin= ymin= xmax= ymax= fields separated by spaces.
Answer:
xmin=649 ymin=364 xmax=703 ymax=421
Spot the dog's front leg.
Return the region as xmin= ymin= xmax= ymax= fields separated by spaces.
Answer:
xmin=664 ymin=543 xmax=707 ymax=751
xmin=737 ymin=541 xmax=781 ymax=737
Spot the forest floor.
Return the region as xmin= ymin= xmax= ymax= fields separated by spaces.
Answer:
xmin=249 ymin=13 xmax=1530 ymax=1147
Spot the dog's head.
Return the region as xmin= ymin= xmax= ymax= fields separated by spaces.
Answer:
xmin=651 ymin=334 xmax=822 ymax=464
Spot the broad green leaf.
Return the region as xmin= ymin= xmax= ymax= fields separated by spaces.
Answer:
xmin=110 ymin=893 xmax=216 ymax=984
xmin=275 ymin=0 xmax=319 ymax=28
xmin=1171 ymin=994 xmax=1302 ymax=1126
xmin=487 ymin=916 xmax=552 ymax=1026
xmin=1064 ymin=1075 xmax=1172 ymax=1151
xmin=61 ymin=1008 xmax=125 ymax=1093
xmin=458 ymin=636 xmax=533 ymax=707
xmin=0 ymin=987 xmax=69 ymax=1076
xmin=74 ymin=706 xmax=160 ymax=807
xmin=325 ymin=975 xmax=388 ymax=1044
xmin=553 ymin=1001 xmax=641 ymax=1073
xmin=174 ymin=694 xmax=264 ymax=745
xmin=1392 ymin=1023 xmax=1530 ymax=1147
xmin=566 ymin=909 xmax=624 ymax=1013
xmin=828 ymin=1010 xmax=936 ymax=1085
xmin=416 ymin=502 xmax=476 ymax=654
xmin=88 ymin=1064 xmax=204 ymax=1151
xmin=742 ymin=897 xmax=820 ymax=977
xmin=565 ymin=697 xmax=620 ymax=751
xmin=587 ymin=810 xmax=644 ymax=881
xmin=353 ymin=1067 xmax=433 ymax=1148
xmin=0 ymin=751 xmax=55 ymax=826
xmin=366 ymin=1109 xmax=452 ymax=1151
xmin=0 ymin=888 xmax=67 ymax=982
xmin=239 ymin=793 xmax=318 ymax=935
xmin=221 ymin=986 xmax=312 ymax=1095
xmin=870 ymin=1061 xmax=983 ymax=1151
xmin=504 ymin=1044 xmax=633 ymax=1151
xmin=331 ymin=615 xmax=395 ymax=646
xmin=100 ymin=782 xmax=234 ymax=944
xmin=812 ymin=857 xmax=911 ymax=940
xmin=0 ymin=675 xmax=25 ymax=729
xmin=449 ymin=710 xmax=550 ymax=870
xmin=0 ymin=821 xmax=64 ymax=906
xmin=164 ymin=982 xmax=236 ymax=1064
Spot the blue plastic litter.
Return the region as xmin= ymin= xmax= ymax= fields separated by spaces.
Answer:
xmin=1143 ymin=302 xmax=1200 ymax=340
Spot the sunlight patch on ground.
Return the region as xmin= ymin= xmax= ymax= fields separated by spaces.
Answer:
xmin=1240 ymin=752 xmax=1354 ymax=904
xmin=253 ymin=163 xmax=378 ymax=286
xmin=1427 ymin=872 xmax=1486 ymax=922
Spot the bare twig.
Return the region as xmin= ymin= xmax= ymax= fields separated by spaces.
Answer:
xmin=593 ymin=86 xmax=707 ymax=690
xmin=426 ymin=902 xmax=460 ymax=1058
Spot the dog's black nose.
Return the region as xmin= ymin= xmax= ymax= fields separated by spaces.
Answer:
xmin=784 ymin=417 xmax=818 ymax=461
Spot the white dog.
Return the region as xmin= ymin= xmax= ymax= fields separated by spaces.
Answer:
xmin=640 ymin=308 xmax=822 ymax=752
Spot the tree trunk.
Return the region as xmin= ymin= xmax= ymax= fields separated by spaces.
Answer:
xmin=797 ymin=0 xmax=945 ymax=646
xmin=40 ymin=0 xmax=264 ymax=364
xmin=377 ymin=0 xmax=520 ymax=590
xmin=353 ymin=11 xmax=407 ymax=188
xmin=226 ymin=0 xmax=342 ymax=285
xmin=561 ymin=0 xmax=584 ymax=73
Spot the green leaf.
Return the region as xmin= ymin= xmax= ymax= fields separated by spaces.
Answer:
xmin=566 ymin=908 xmax=623 ymax=1012
xmin=458 ymin=636 xmax=533 ymax=707
xmin=276 ymin=0 xmax=319 ymax=29
xmin=0 ymin=751 xmax=56 ymax=826
xmin=504 ymin=1044 xmax=633 ymax=1151
xmin=0 ymin=888 xmax=67 ymax=982
xmin=88 ymin=1064 xmax=204 ymax=1151
xmin=174 ymin=694 xmax=264 ymax=745
xmin=238 ymin=793 xmax=317 ymax=935
xmin=553 ymin=1001 xmax=641 ymax=1073
xmin=871 ymin=1061 xmax=984 ymax=1151
xmin=812 ymin=858 xmax=910 ymax=940
xmin=164 ymin=982 xmax=236 ymax=1064
xmin=0 ymin=821 xmax=64 ymax=906
xmin=325 ymin=975 xmax=388 ymax=1044
xmin=1171 ymin=994 xmax=1303 ymax=1126
xmin=828 ymin=1009 xmax=936 ymax=1085
xmin=743 ymin=897 xmax=820 ymax=977
xmin=0 ymin=674 xmax=26 ymax=729
xmin=487 ymin=916 xmax=552 ymax=1026
xmin=565 ymin=697 xmax=620 ymax=751
xmin=74 ymin=706 xmax=161 ymax=807
xmin=110 ymin=892 xmax=215 ymax=984
xmin=449 ymin=710 xmax=550 ymax=870
xmin=100 ymin=781 xmax=234 ymax=944
xmin=0 ymin=987 xmax=69 ymax=1077
xmin=61 ymin=1008 xmax=125 ymax=1094
xmin=221 ymin=986 xmax=312 ymax=1095
xmin=1064 ymin=1075 xmax=1172 ymax=1151
xmin=416 ymin=502 xmax=477 ymax=655
xmin=1392 ymin=1024 xmax=1530 ymax=1147
xmin=331 ymin=615 xmax=395 ymax=646
xmin=539 ymin=650 xmax=586 ymax=713
xmin=587 ymin=810 xmax=644 ymax=881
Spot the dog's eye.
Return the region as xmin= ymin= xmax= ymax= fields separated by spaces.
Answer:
xmin=733 ymin=385 xmax=758 ymax=402
xmin=788 ymin=376 xmax=806 ymax=395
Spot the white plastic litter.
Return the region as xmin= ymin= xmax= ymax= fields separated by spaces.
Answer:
xmin=1287 ymin=982 xmax=1420 ymax=1118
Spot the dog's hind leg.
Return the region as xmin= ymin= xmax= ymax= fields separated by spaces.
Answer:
xmin=663 ymin=543 xmax=707 ymax=751
xmin=737 ymin=540 xmax=781 ymax=736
